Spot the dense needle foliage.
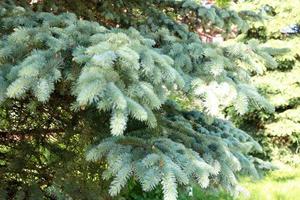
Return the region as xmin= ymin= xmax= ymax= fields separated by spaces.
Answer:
xmin=0 ymin=0 xmax=279 ymax=199
xmin=230 ymin=0 xmax=300 ymax=164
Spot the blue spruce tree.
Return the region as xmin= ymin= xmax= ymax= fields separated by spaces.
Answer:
xmin=0 ymin=0 xmax=278 ymax=199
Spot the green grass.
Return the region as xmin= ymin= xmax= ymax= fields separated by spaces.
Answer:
xmin=184 ymin=165 xmax=300 ymax=200
xmin=239 ymin=166 xmax=300 ymax=200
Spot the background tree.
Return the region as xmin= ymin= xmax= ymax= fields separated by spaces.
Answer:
xmin=0 ymin=0 xmax=277 ymax=199
xmin=229 ymin=0 xmax=300 ymax=165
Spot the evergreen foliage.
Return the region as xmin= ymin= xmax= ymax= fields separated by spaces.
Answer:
xmin=0 ymin=0 xmax=277 ymax=199
xmin=230 ymin=0 xmax=300 ymax=164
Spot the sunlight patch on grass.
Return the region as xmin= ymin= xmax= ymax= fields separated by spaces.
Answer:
xmin=184 ymin=165 xmax=300 ymax=200
xmin=238 ymin=165 xmax=300 ymax=200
